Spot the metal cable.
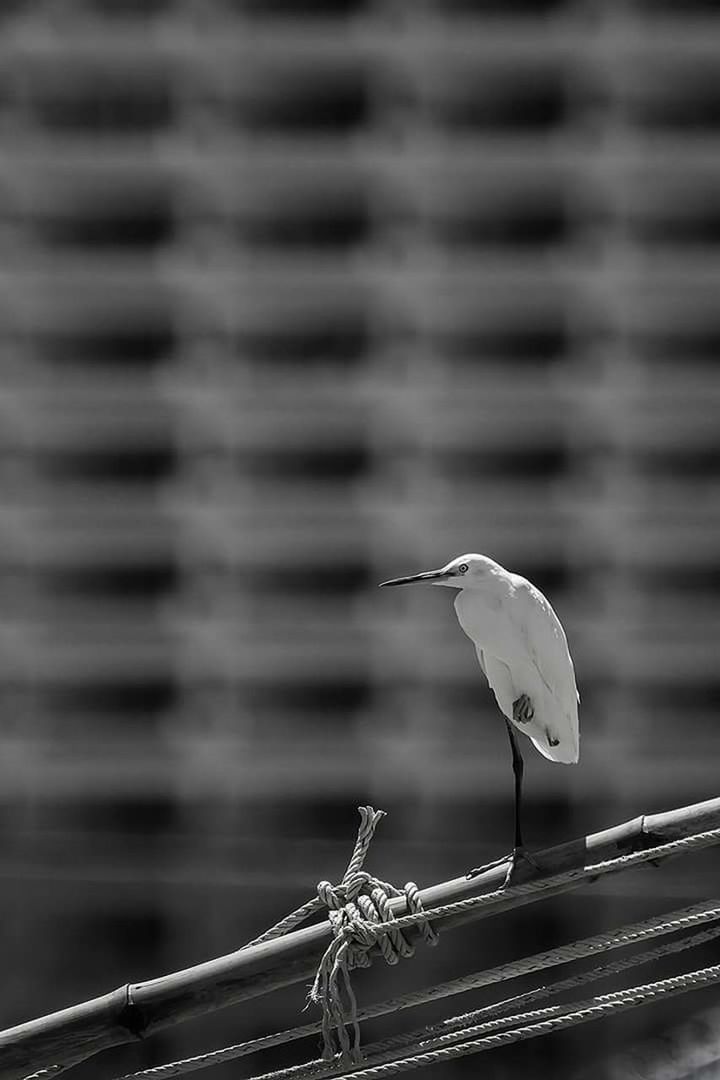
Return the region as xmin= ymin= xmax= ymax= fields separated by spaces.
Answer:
xmin=251 ymin=964 xmax=720 ymax=1080
xmin=114 ymin=898 xmax=720 ymax=1079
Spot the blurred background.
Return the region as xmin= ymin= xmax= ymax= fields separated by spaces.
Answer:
xmin=1 ymin=1 xmax=719 ymax=1078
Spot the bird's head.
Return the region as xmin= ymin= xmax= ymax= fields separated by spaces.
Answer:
xmin=379 ymin=553 xmax=497 ymax=590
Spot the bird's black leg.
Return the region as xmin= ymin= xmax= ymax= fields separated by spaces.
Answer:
xmin=502 ymin=718 xmax=540 ymax=883
xmin=467 ymin=711 xmax=540 ymax=884
xmin=506 ymin=717 xmax=524 ymax=850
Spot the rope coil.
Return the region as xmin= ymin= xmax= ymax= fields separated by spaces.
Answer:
xmin=102 ymin=814 xmax=720 ymax=1080
xmin=309 ymin=808 xmax=438 ymax=1063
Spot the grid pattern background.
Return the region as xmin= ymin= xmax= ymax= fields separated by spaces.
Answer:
xmin=1 ymin=2 xmax=719 ymax=1078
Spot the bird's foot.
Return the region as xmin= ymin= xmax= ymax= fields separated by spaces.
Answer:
xmin=512 ymin=694 xmax=534 ymax=725
xmin=466 ymin=852 xmax=512 ymax=878
xmin=503 ymin=845 xmax=541 ymax=886
xmin=467 ymin=846 xmax=540 ymax=886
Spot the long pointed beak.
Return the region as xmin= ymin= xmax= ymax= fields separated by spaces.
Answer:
xmin=378 ymin=569 xmax=449 ymax=587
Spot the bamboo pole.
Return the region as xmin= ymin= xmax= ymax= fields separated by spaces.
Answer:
xmin=2 ymin=795 xmax=719 ymax=1080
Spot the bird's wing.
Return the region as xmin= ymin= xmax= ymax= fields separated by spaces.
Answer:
xmin=475 ymin=646 xmax=488 ymax=681
xmin=512 ymin=578 xmax=580 ymax=762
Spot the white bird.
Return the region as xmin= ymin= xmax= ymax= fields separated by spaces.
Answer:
xmin=380 ymin=553 xmax=579 ymax=882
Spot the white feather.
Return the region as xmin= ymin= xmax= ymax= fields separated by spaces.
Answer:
xmin=452 ymin=557 xmax=579 ymax=764
xmin=380 ymin=551 xmax=580 ymax=766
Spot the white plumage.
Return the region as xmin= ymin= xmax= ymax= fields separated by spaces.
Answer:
xmin=452 ymin=559 xmax=579 ymax=764
xmin=380 ymin=552 xmax=580 ymax=874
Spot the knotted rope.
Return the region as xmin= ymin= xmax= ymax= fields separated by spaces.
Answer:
xmin=113 ymin=898 xmax=720 ymax=1079
xmin=309 ymin=807 xmax=438 ymax=1064
xmin=108 ymin=824 xmax=720 ymax=1080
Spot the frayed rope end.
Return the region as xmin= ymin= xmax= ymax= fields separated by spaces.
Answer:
xmin=309 ymin=805 xmax=438 ymax=1065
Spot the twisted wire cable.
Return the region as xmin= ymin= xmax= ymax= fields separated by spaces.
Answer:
xmin=113 ymin=898 xmax=720 ymax=1079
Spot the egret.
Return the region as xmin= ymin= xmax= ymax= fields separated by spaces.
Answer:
xmin=379 ymin=553 xmax=579 ymax=882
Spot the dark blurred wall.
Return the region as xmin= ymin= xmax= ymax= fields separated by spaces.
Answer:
xmin=0 ymin=1 xmax=719 ymax=1078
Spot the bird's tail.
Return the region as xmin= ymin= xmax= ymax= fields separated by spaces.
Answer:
xmin=530 ymin=730 xmax=579 ymax=764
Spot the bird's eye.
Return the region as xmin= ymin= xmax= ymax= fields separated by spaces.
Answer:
xmin=458 ymin=563 xmax=469 ymax=574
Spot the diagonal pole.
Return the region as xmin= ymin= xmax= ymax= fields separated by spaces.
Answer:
xmin=1 ymin=795 xmax=720 ymax=1080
